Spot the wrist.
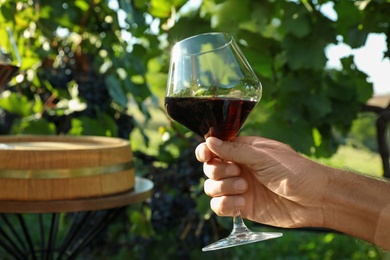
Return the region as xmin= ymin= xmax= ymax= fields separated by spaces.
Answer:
xmin=322 ymin=168 xmax=390 ymax=250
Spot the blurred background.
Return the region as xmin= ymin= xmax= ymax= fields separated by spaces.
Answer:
xmin=0 ymin=0 xmax=389 ymax=259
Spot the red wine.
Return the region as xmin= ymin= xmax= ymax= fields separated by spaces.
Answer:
xmin=0 ymin=64 xmax=19 ymax=88
xmin=165 ymin=97 xmax=257 ymax=141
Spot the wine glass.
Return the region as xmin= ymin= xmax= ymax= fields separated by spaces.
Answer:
xmin=0 ymin=27 xmax=21 ymax=89
xmin=164 ymin=32 xmax=283 ymax=251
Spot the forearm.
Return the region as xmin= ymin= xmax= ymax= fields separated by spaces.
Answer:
xmin=322 ymin=167 xmax=390 ymax=251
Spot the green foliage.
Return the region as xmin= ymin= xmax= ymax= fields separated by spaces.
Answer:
xmin=160 ymin=0 xmax=379 ymax=157
xmin=348 ymin=113 xmax=378 ymax=152
xmin=0 ymin=0 xmax=387 ymax=258
xmin=0 ymin=0 xmax=163 ymax=139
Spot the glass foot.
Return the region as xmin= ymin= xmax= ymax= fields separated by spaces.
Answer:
xmin=202 ymin=231 xmax=282 ymax=251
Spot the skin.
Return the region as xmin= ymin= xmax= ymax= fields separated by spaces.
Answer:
xmin=195 ymin=136 xmax=390 ymax=251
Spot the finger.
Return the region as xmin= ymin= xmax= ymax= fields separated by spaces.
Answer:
xmin=205 ymin=136 xmax=265 ymax=165
xmin=204 ymin=177 xmax=247 ymax=197
xmin=203 ymin=159 xmax=240 ymax=180
xmin=195 ymin=142 xmax=217 ymax=162
xmin=210 ymin=196 xmax=245 ymax=216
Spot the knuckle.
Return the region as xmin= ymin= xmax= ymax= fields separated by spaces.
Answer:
xmin=203 ymin=159 xmax=229 ymax=180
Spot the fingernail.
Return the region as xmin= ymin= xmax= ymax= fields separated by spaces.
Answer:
xmin=208 ymin=137 xmax=223 ymax=146
xmin=195 ymin=146 xmax=205 ymax=161
xmin=234 ymin=196 xmax=245 ymax=207
xmin=234 ymin=179 xmax=247 ymax=192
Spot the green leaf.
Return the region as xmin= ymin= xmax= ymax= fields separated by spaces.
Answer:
xmin=345 ymin=27 xmax=369 ymax=49
xmin=237 ymin=31 xmax=276 ymax=79
xmin=0 ymin=2 xmax=16 ymax=24
xmin=304 ymin=93 xmax=332 ymax=121
xmin=68 ymin=115 xmax=117 ymax=136
xmin=196 ymin=193 xmax=212 ymax=217
xmin=130 ymin=45 xmax=148 ymax=74
xmin=129 ymin=207 xmax=155 ymax=237
xmin=124 ymin=77 xmax=151 ymax=103
xmin=146 ymin=71 xmax=168 ymax=100
xmin=74 ymin=0 xmax=89 ymax=11
xmin=334 ymin=1 xmax=361 ymax=37
xmin=167 ymin=15 xmax=212 ymax=42
xmin=105 ymin=74 xmax=128 ymax=108
xmin=261 ymin=112 xmax=314 ymax=155
xmin=282 ymin=34 xmax=327 ymax=70
xmin=20 ymin=57 xmax=40 ymax=71
xmin=0 ymin=92 xmax=31 ymax=116
xmin=149 ymin=0 xmax=172 ymax=18
xmin=148 ymin=0 xmax=187 ymax=18
xmin=284 ymin=8 xmax=311 ymax=38
xmin=212 ymin=0 xmax=251 ymax=31
xmin=334 ymin=1 xmax=369 ymax=48
xmin=312 ymin=128 xmax=322 ymax=147
xmin=355 ymin=79 xmax=373 ymax=103
xmin=12 ymin=118 xmax=56 ymax=135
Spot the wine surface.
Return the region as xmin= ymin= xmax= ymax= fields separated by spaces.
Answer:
xmin=165 ymin=97 xmax=257 ymax=141
xmin=0 ymin=64 xmax=19 ymax=88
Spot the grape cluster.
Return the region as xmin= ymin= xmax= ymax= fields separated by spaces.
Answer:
xmin=150 ymin=191 xmax=174 ymax=231
xmin=63 ymin=138 xmax=225 ymax=258
xmin=134 ymin=136 xmax=220 ymax=257
xmin=114 ymin=111 xmax=135 ymax=139
xmin=40 ymin=46 xmax=74 ymax=90
xmin=0 ymin=109 xmax=17 ymax=135
xmin=76 ymin=74 xmax=110 ymax=113
xmin=35 ymin=44 xmax=134 ymax=138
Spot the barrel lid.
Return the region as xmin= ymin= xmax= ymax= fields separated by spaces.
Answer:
xmin=0 ymin=135 xmax=129 ymax=151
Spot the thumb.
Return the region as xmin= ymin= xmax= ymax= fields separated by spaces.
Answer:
xmin=205 ymin=136 xmax=262 ymax=165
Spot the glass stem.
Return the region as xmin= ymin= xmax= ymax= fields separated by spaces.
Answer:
xmin=231 ymin=211 xmax=250 ymax=235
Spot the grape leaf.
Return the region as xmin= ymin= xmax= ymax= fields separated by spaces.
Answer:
xmin=105 ymin=75 xmax=128 ymax=108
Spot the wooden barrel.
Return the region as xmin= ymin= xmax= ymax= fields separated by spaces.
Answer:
xmin=0 ymin=135 xmax=135 ymax=201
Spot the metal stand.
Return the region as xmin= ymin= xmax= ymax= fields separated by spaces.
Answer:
xmin=0 ymin=207 xmax=126 ymax=259
xmin=0 ymin=177 xmax=153 ymax=259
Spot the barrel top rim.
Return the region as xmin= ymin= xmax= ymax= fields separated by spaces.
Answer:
xmin=0 ymin=135 xmax=130 ymax=151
